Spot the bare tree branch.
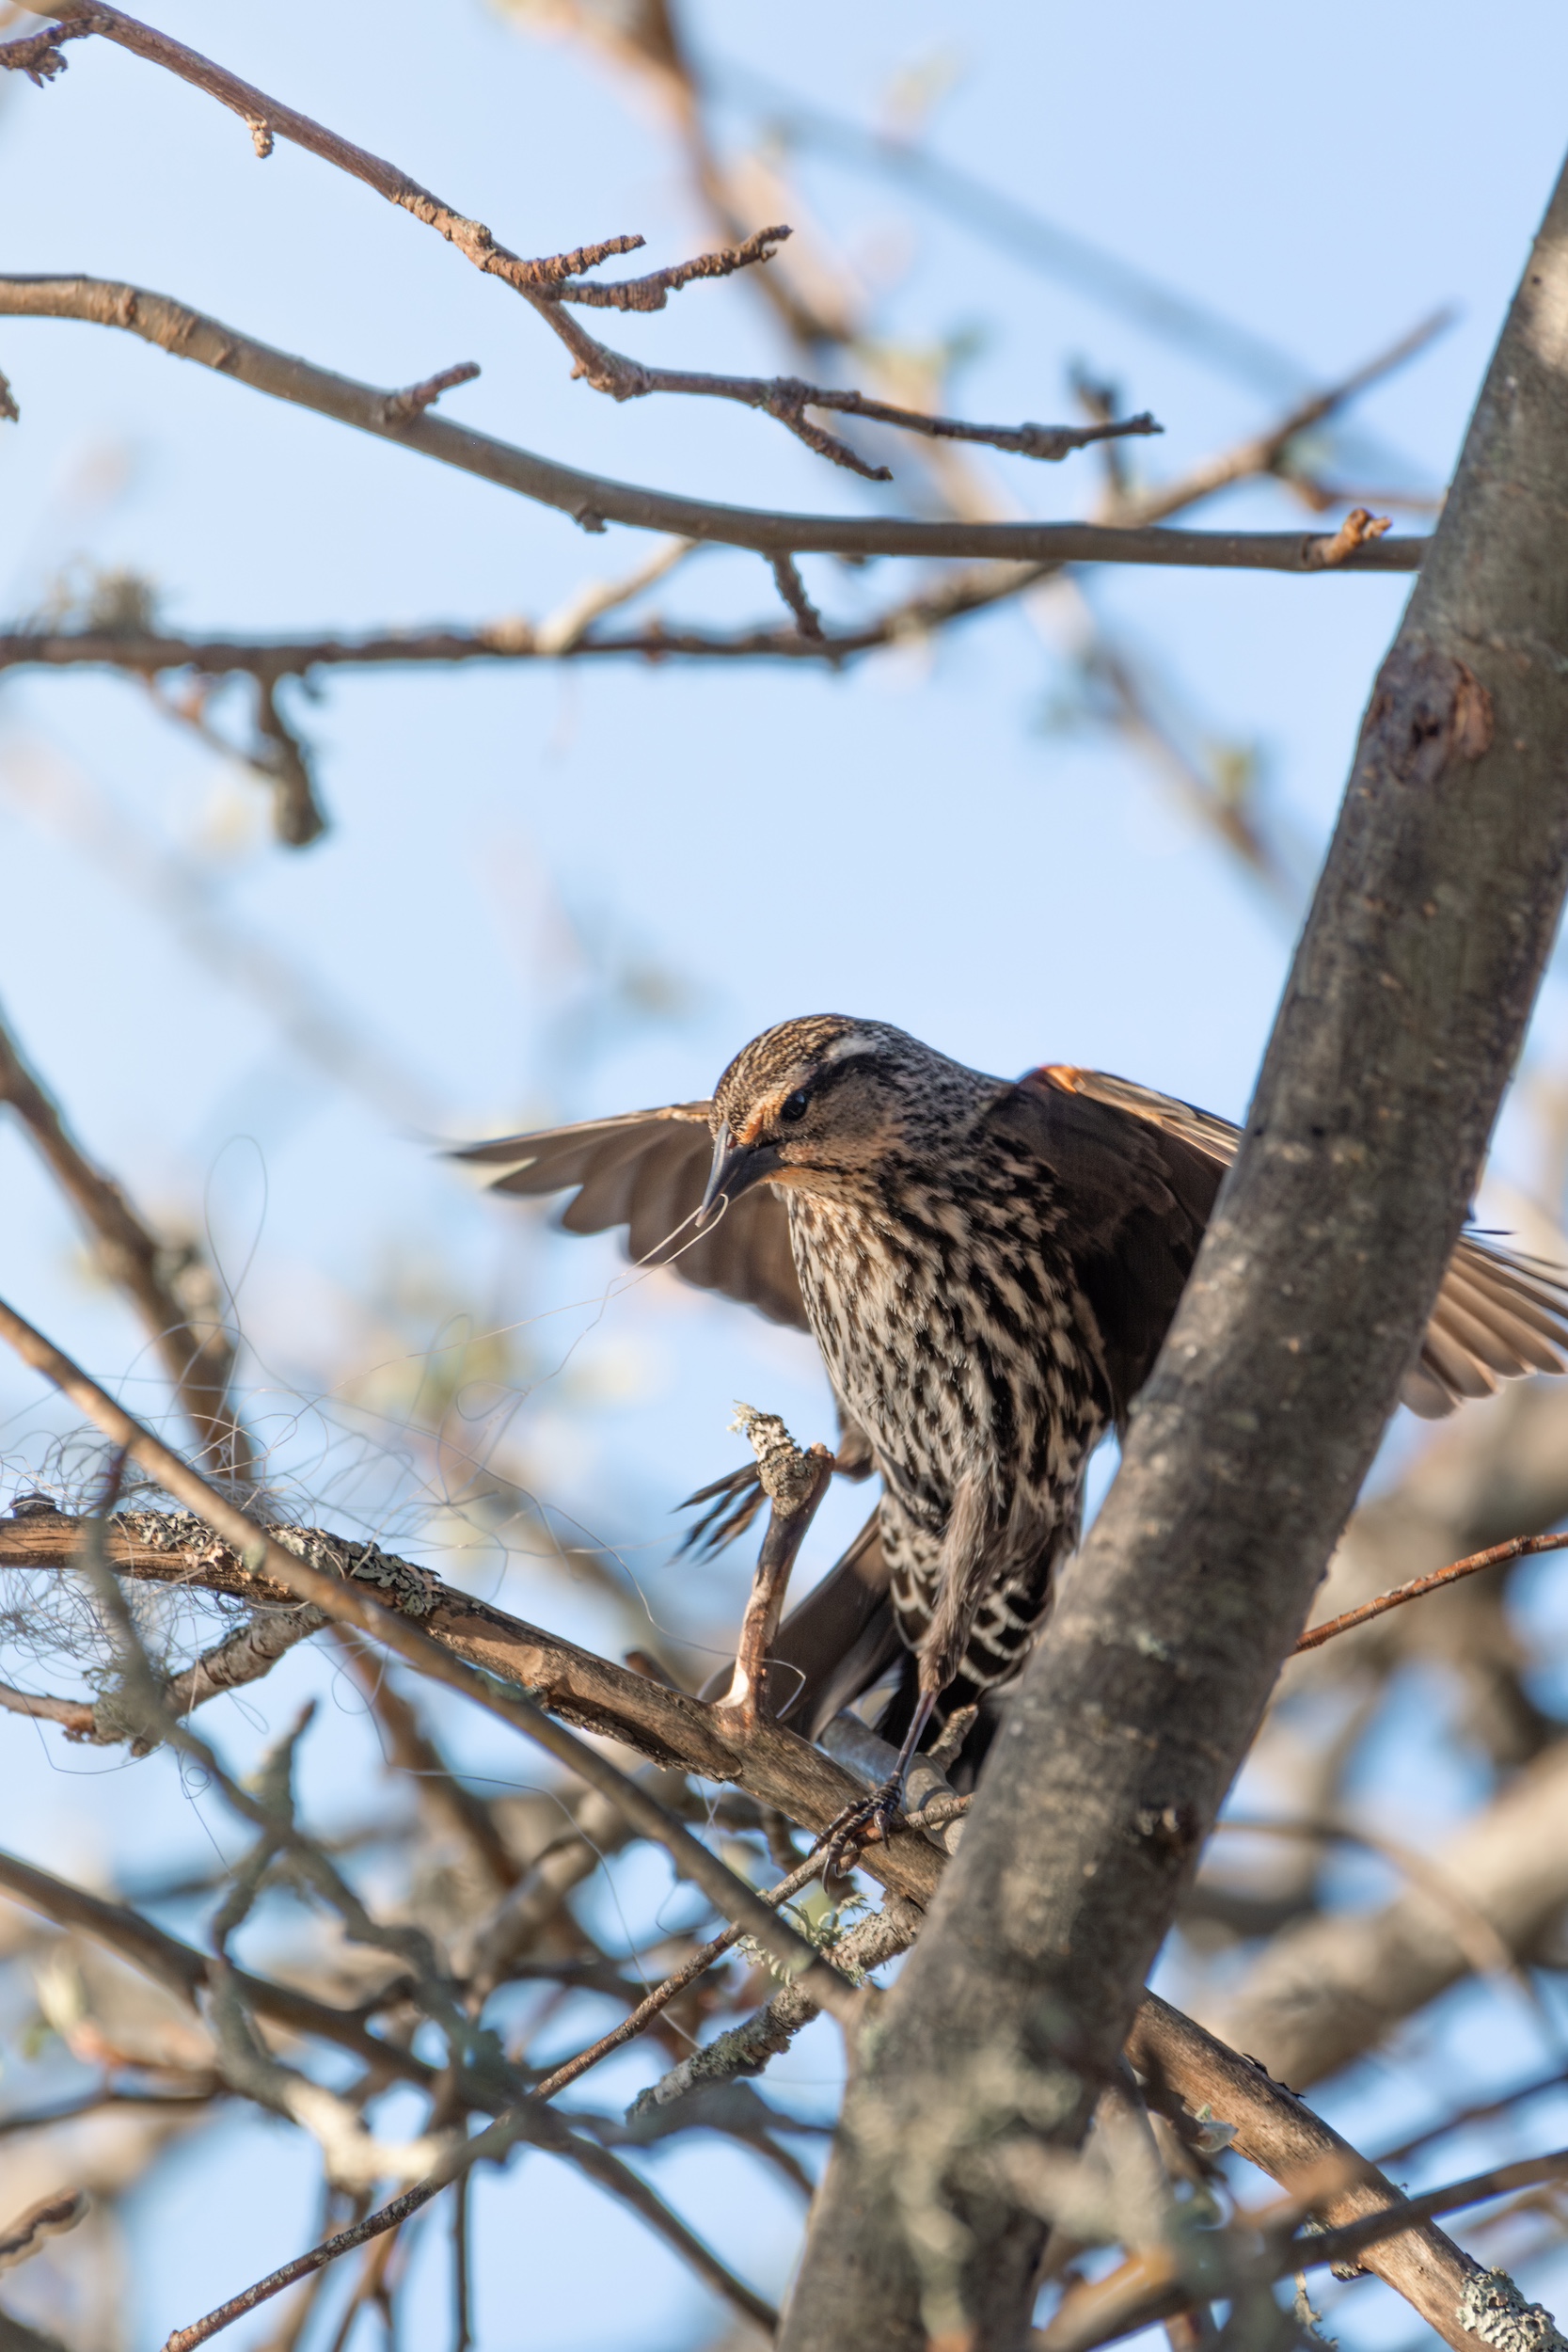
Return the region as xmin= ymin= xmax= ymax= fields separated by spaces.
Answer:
xmin=1285 ymin=2152 xmax=1568 ymax=2280
xmin=1037 ymin=2149 xmax=1568 ymax=2352
xmin=0 ymin=1501 xmax=947 ymax=1907
xmin=249 ymin=675 xmax=325 ymax=847
xmin=712 ymin=1408 xmax=832 ymax=1716
xmin=529 ymin=1849 xmax=828 ymax=2105
xmin=1124 ymin=1993 xmax=1488 ymax=2351
xmin=0 ymin=6 xmax=1153 ymax=479
xmin=1094 ymin=308 xmax=1453 ymax=530
xmin=1207 ymin=1736 xmax=1568 ymax=2087
xmin=0 ymin=278 xmax=1424 ymax=571
xmin=0 ymin=1844 xmax=434 ymax=2086
xmin=0 ymin=2191 xmax=89 ymax=2273
xmin=1295 ymin=1527 xmax=1568 ymax=1652
xmin=330 ymin=1632 xmax=520 ymax=1894
xmin=378 ymin=359 xmax=480 ymax=427
xmin=0 ymin=1000 xmax=252 ymax=1481
xmin=0 ymin=1302 xmax=878 ymax=2018
xmin=767 ymin=554 xmax=825 ymax=641
xmin=0 ymin=1599 xmax=323 ymax=1744
xmin=628 ymin=1894 xmax=924 ymax=2122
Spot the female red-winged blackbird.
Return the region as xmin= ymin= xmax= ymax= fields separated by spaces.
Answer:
xmin=459 ymin=1015 xmax=1568 ymax=1801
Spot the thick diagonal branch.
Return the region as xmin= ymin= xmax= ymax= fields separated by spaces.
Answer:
xmin=1124 ymin=1994 xmax=1487 ymax=2351
xmin=0 ymin=1498 xmax=944 ymax=1905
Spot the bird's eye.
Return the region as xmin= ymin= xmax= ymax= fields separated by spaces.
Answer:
xmin=780 ymin=1088 xmax=811 ymax=1123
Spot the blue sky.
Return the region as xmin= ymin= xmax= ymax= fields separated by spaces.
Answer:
xmin=4 ymin=1 xmax=1568 ymax=2343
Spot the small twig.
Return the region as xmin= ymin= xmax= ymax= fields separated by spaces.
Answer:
xmin=1098 ymin=310 xmax=1453 ymax=532
xmin=252 ymin=675 xmax=325 ymax=846
xmin=0 ymin=1679 xmax=95 ymax=1735
xmin=321 ymin=2219 xmax=402 ymax=2352
xmin=530 ymin=1850 xmax=826 ymax=2102
xmin=1373 ymin=2060 xmax=1568 ymax=2169
xmin=1294 ymin=1529 xmax=1568 ymax=1651
xmin=380 ymin=360 xmax=480 ymax=428
xmin=768 ymin=555 xmax=824 ymax=642
xmin=165 ymin=2178 xmax=456 ymax=2352
xmin=907 ymin=1792 xmax=972 ymax=1829
xmin=628 ymin=1892 xmax=924 ymax=2121
xmin=0 ymin=364 xmax=17 ymax=422
xmin=0 ymin=2189 xmax=90 ymax=2270
xmin=553 ymin=224 xmax=790 ymax=311
xmin=0 ymin=1609 xmax=323 ymax=1750
xmin=532 ymin=534 xmax=697 ymax=655
xmin=772 ymin=386 xmax=1160 ymax=464
xmin=163 ymin=1605 xmax=326 ymax=1723
xmin=1301 ymin=505 xmax=1392 ymax=568
xmin=0 ymin=2085 xmax=220 ymax=2137
xmin=451 ymin=2171 xmax=470 ymax=2352
xmin=1287 ymin=2149 xmax=1568 ymax=2278
xmin=166 ymin=2092 xmax=782 ymax=2352
xmin=716 ymin=1408 xmax=832 ymax=1716
xmin=0 ymin=16 xmax=97 ymax=82
xmin=10 ymin=10 xmax=1117 ymax=475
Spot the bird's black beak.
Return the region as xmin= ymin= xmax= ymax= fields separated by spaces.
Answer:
xmin=699 ymin=1122 xmax=784 ymax=1226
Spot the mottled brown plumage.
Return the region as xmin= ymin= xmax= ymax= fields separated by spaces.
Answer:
xmin=459 ymin=1015 xmax=1568 ymax=1771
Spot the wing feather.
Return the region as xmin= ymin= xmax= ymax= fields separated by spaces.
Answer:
xmin=1418 ymin=1311 xmax=1502 ymax=1404
xmin=1028 ymin=1065 xmax=1568 ymax=1422
xmin=990 ymin=1071 xmax=1223 ymax=1426
xmin=1432 ymin=1264 xmax=1568 ymax=1376
xmin=451 ymin=1104 xmax=810 ymax=1330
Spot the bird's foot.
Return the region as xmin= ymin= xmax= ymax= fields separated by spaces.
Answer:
xmin=816 ymin=1778 xmax=904 ymax=1883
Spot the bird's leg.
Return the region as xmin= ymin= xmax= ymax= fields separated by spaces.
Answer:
xmin=713 ymin=1407 xmax=832 ymax=1726
xmin=819 ymin=1484 xmax=992 ymax=1876
xmin=817 ymin=1685 xmax=941 ymax=1881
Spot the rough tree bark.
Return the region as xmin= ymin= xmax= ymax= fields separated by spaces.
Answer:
xmin=779 ymin=151 xmax=1568 ymax=2352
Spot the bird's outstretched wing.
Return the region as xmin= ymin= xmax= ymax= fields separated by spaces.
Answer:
xmin=1028 ymin=1064 xmax=1568 ymax=1420
xmin=452 ymin=1104 xmax=809 ymax=1330
xmin=456 ymin=1068 xmax=1568 ymax=1422
xmin=985 ymin=1066 xmax=1224 ymax=1428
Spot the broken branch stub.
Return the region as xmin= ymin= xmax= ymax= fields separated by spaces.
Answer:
xmin=716 ymin=1407 xmax=832 ymax=1722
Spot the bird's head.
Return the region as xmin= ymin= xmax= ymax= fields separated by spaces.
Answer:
xmin=700 ymin=1014 xmax=984 ymax=1221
